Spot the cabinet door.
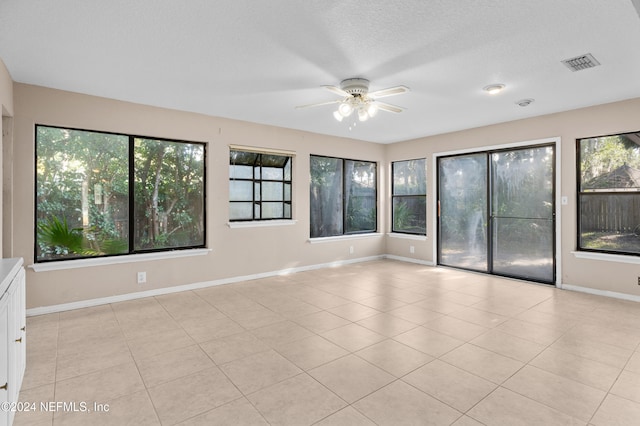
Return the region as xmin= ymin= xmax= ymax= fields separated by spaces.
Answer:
xmin=0 ymin=294 xmax=9 ymax=426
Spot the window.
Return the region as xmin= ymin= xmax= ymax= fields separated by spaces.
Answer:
xmin=392 ymin=158 xmax=427 ymax=235
xmin=229 ymin=150 xmax=292 ymax=221
xmin=35 ymin=125 xmax=206 ymax=262
xmin=310 ymin=155 xmax=377 ymax=238
xmin=578 ymin=131 xmax=640 ymax=255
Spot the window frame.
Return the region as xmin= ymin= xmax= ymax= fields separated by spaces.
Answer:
xmin=309 ymin=154 xmax=378 ymax=238
xmin=228 ymin=149 xmax=293 ymax=222
xmin=576 ymin=131 xmax=640 ymax=257
xmin=391 ymin=158 xmax=427 ymax=236
xmin=34 ymin=124 xmax=207 ymax=263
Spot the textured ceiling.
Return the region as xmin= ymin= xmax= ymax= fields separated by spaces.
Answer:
xmin=1 ymin=0 xmax=640 ymax=143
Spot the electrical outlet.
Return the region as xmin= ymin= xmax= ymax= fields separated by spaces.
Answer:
xmin=349 ymin=246 xmax=354 ymax=254
xmin=137 ymin=272 xmax=146 ymax=284
xmin=637 ymin=276 xmax=640 ymax=286
xmin=410 ymin=245 xmax=415 ymax=254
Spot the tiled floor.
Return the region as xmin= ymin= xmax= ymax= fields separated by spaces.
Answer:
xmin=14 ymin=260 xmax=640 ymax=425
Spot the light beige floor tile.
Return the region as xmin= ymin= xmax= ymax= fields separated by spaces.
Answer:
xmin=320 ymin=323 xmax=386 ymax=352
xmin=326 ymin=303 xmax=380 ymax=322
xmin=55 ymin=361 xmax=145 ymax=405
xmin=610 ymin=370 xmax=640 ymax=404
xmin=467 ymin=387 xmax=584 ymax=426
xmin=199 ymin=331 xmax=270 ymax=365
xmin=219 ymin=349 xmax=301 ymax=394
xmin=356 ymin=313 xmax=418 ymax=337
xmin=353 ymin=380 xmax=461 ymax=426
xmin=136 ymin=345 xmax=214 ymax=387
xmin=393 ymin=326 xmax=464 ymax=357
xmin=550 ymin=334 xmax=633 ymax=369
xmin=530 ymin=348 xmax=621 ymax=391
xmin=413 ymin=297 xmax=470 ymax=314
xmin=13 ymin=383 xmax=55 ymax=426
xmin=248 ymin=373 xmax=346 ymax=426
xmin=403 ymin=359 xmax=497 ymax=412
xmin=590 ymin=393 xmax=640 ymax=426
xmin=119 ymin=317 xmax=183 ymax=341
xmin=55 ymin=339 xmax=134 ymax=381
xmin=626 ymin=350 xmax=640 ymax=374
xmin=423 ymin=315 xmax=489 ymax=341
xmin=155 ymin=291 xmax=224 ymax=322
xmin=22 ymin=351 xmax=57 ymax=390
xmin=387 ymin=304 xmax=444 ymax=325
xmin=53 ymin=390 xmax=160 ymax=426
xmin=225 ymin=307 xmax=285 ymax=330
xmin=314 ymin=406 xmax=376 ymax=425
xmin=515 ymin=308 xmax=578 ymax=332
xmin=380 ymin=289 xmax=426 ymax=304
xmin=308 ymin=354 xmax=395 ymax=403
xmin=355 ymin=339 xmax=433 ymax=377
xmin=441 ymin=343 xmax=524 ymax=384
xmin=358 ymin=296 xmax=407 ymax=312
xmin=470 ymin=329 xmax=546 ymax=362
xmin=276 ymin=335 xmax=348 ymax=370
xmin=250 ymin=320 xmax=314 ymax=347
xmin=471 ymin=299 xmax=527 ymax=317
xmin=292 ymin=310 xmax=350 ymax=333
xmin=451 ymin=415 xmax=486 ymax=426
xmin=126 ymin=327 xmax=196 ymax=360
xmin=176 ymin=397 xmax=268 ymax=426
xmin=495 ymin=318 xmax=565 ymax=346
xmin=449 ymin=306 xmax=509 ymax=328
xmin=503 ymin=365 xmax=606 ymax=422
xmin=58 ymin=304 xmax=116 ymax=328
xmin=180 ymin=315 xmax=245 ymax=343
xmin=296 ymin=290 xmax=351 ymax=310
xmin=148 ymin=367 xmax=242 ymax=425
xmin=567 ymin=323 xmax=640 ymax=351
xmin=439 ymin=290 xmax=485 ymax=306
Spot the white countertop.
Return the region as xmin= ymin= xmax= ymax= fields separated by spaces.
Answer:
xmin=0 ymin=258 xmax=24 ymax=299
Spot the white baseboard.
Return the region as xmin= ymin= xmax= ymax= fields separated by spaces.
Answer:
xmin=560 ymin=283 xmax=640 ymax=303
xmin=384 ymin=254 xmax=435 ymax=266
xmin=26 ymin=255 xmax=385 ymax=316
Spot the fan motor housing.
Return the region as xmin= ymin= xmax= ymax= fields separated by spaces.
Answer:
xmin=340 ymin=78 xmax=370 ymax=96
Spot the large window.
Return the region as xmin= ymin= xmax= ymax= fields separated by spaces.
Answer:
xmin=229 ymin=150 xmax=292 ymax=221
xmin=392 ymin=159 xmax=426 ymax=235
xmin=35 ymin=125 xmax=206 ymax=262
xmin=578 ymin=132 xmax=640 ymax=255
xmin=310 ymin=155 xmax=377 ymax=238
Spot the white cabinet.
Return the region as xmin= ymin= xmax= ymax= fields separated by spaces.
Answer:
xmin=0 ymin=258 xmax=25 ymax=426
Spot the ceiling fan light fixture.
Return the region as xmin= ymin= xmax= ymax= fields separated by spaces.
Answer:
xmin=483 ymin=84 xmax=505 ymax=95
xmin=338 ymin=102 xmax=353 ymax=117
xmin=333 ymin=110 xmax=344 ymax=121
xmin=367 ymin=102 xmax=378 ymax=117
xmin=358 ymin=108 xmax=369 ymax=122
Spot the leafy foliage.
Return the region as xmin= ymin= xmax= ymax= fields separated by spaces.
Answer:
xmin=35 ymin=126 xmax=205 ymax=261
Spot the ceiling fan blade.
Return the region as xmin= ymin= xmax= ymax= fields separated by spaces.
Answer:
xmin=322 ymin=85 xmax=350 ymax=97
xmin=369 ymin=85 xmax=410 ymax=99
xmin=376 ymin=101 xmax=405 ymax=113
xmin=295 ymin=99 xmax=341 ymax=109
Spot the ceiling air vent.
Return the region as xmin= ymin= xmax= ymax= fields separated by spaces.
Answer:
xmin=561 ymin=53 xmax=600 ymax=72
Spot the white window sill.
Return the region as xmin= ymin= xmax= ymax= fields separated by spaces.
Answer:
xmin=309 ymin=233 xmax=383 ymax=244
xmin=29 ymin=248 xmax=211 ymax=272
xmin=387 ymin=233 xmax=427 ymax=241
xmin=227 ymin=220 xmax=297 ymax=229
xmin=572 ymin=251 xmax=640 ymax=265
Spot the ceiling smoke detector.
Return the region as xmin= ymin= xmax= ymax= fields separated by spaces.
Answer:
xmin=561 ymin=53 xmax=601 ymax=72
xmin=516 ymin=99 xmax=534 ymax=107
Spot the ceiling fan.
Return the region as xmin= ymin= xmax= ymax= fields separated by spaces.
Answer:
xmin=296 ymin=78 xmax=409 ymax=122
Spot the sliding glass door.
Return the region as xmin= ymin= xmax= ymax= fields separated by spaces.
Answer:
xmin=438 ymin=144 xmax=555 ymax=283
